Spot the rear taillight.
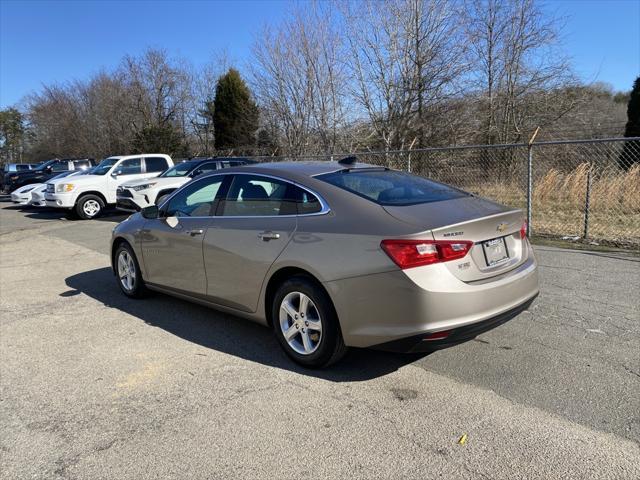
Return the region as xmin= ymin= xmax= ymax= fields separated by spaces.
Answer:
xmin=381 ymin=239 xmax=473 ymax=269
xmin=520 ymin=221 xmax=528 ymax=239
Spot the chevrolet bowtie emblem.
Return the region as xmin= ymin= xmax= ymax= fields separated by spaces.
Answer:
xmin=497 ymin=222 xmax=508 ymax=233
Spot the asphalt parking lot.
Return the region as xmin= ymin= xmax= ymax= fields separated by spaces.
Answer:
xmin=1 ymin=199 xmax=639 ymax=479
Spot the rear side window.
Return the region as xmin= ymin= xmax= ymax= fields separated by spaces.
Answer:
xmin=318 ymin=169 xmax=468 ymax=206
xmin=289 ymin=185 xmax=322 ymax=214
xmin=145 ymin=157 xmax=169 ymax=173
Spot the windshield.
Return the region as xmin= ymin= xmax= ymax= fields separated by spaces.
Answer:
xmin=92 ymin=157 xmax=119 ymax=176
xmin=34 ymin=159 xmax=57 ymax=172
xmin=318 ymin=169 xmax=469 ymax=206
xmin=160 ymin=162 xmax=194 ymax=177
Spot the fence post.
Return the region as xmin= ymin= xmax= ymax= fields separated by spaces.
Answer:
xmin=583 ymin=166 xmax=592 ymax=240
xmin=526 ymin=127 xmax=540 ymax=236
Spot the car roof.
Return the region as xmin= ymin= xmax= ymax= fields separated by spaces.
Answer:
xmin=224 ymin=160 xmax=379 ymax=178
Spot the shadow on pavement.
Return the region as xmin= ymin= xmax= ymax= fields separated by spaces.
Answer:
xmin=66 ymin=267 xmax=427 ymax=381
xmin=22 ymin=208 xmax=128 ymax=223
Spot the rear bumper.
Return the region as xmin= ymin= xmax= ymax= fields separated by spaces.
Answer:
xmin=371 ymin=294 xmax=537 ymax=352
xmin=324 ymin=242 xmax=539 ymax=349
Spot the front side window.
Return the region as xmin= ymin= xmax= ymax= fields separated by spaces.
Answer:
xmin=36 ymin=160 xmax=56 ymax=172
xmin=117 ymin=158 xmax=142 ymax=175
xmin=51 ymin=161 xmax=69 ymax=172
xmin=93 ymin=157 xmax=119 ymax=175
xmin=145 ymin=157 xmax=169 ymax=173
xmin=221 ymin=175 xmax=297 ymax=217
xmin=318 ymin=169 xmax=468 ymax=206
xmin=164 ymin=176 xmax=224 ymax=217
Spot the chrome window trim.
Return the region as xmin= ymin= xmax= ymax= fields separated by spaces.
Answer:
xmin=156 ymin=171 xmax=331 ymax=219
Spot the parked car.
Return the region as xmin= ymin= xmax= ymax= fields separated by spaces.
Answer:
xmin=11 ymin=169 xmax=94 ymax=207
xmin=110 ymin=159 xmax=539 ymax=368
xmin=45 ymin=154 xmax=173 ymax=219
xmin=10 ymin=183 xmax=47 ymax=206
xmin=3 ymin=158 xmax=93 ymax=193
xmin=1 ymin=163 xmax=40 ymax=192
xmin=116 ymin=157 xmax=253 ymax=212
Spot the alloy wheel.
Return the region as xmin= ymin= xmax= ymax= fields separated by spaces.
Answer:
xmin=279 ymin=291 xmax=323 ymax=355
xmin=117 ymin=250 xmax=136 ymax=292
xmin=83 ymin=199 xmax=101 ymax=217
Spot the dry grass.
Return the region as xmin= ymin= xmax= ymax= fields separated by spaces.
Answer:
xmin=460 ymin=164 xmax=640 ymax=247
xmin=534 ymin=163 xmax=640 ymax=213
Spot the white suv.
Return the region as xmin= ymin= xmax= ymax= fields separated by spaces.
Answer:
xmin=116 ymin=157 xmax=252 ymax=212
xmin=45 ymin=154 xmax=173 ymax=219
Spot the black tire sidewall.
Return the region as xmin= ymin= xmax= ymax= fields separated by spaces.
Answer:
xmin=115 ymin=243 xmax=145 ymax=298
xmin=76 ymin=194 xmax=104 ymax=219
xmin=271 ymin=276 xmax=342 ymax=368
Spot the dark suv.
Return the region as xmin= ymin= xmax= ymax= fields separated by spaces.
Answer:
xmin=3 ymin=158 xmax=94 ymax=192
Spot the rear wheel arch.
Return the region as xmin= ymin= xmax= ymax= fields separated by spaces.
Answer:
xmin=264 ymin=267 xmax=336 ymax=328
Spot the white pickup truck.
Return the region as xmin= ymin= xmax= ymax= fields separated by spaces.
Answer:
xmin=45 ymin=154 xmax=173 ymax=219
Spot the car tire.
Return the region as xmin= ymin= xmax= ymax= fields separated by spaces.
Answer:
xmin=76 ymin=194 xmax=104 ymax=219
xmin=114 ymin=242 xmax=147 ymax=298
xmin=272 ymin=275 xmax=347 ymax=368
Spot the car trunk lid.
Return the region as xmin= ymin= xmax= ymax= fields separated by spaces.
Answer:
xmin=383 ymin=196 xmax=527 ymax=282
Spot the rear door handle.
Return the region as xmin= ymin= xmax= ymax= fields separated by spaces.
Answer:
xmin=186 ymin=229 xmax=204 ymax=236
xmin=258 ymin=231 xmax=280 ymax=241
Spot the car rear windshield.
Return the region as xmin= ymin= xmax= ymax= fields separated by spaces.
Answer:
xmin=317 ymin=169 xmax=468 ymax=206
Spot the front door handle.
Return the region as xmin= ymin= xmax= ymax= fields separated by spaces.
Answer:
xmin=186 ymin=229 xmax=204 ymax=236
xmin=258 ymin=231 xmax=280 ymax=241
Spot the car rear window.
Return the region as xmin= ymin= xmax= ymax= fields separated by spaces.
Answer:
xmin=317 ymin=169 xmax=468 ymax=206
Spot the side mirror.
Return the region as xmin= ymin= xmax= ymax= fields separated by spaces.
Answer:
xmin=141 ymin=205 xmax=159 ymax=219
xmin=45 ymin=166 xmax=53 ymax=173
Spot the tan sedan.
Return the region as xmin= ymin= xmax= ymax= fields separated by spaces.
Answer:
xmin=111 ymin=159 xmax=539 ymax=367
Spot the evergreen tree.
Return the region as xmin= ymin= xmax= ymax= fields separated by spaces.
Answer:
xmin=619 ymin=76 xmax=640 ymax=170
xmin=213 ymin=69 xmax=259 ymax=150
xmin=0 ymin=108 xmax=25 ymax=163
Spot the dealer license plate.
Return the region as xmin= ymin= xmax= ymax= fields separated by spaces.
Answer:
xmin=482 ymin=237 xmax=509 ymax=266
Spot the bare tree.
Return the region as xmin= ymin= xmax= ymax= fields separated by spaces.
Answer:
xmin=251 ymin=3 xmax=347 ymax=155
xmin=341 ymin=0 xmax=463 ymax=152
xmin=463 ymin=0 xmax=578 ymax=144
xmin=120 ymin=49 xmax=191 ymax=132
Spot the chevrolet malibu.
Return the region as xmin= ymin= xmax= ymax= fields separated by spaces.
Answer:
xmin=111 ymin=160 xmax=539 ymax=367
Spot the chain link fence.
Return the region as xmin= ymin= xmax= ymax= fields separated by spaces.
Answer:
xmin=248 ymin=137 xmax=640 ymax=250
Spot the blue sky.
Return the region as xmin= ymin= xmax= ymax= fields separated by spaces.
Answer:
xmin=1 ymin=0 xmax=638 ymax=109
